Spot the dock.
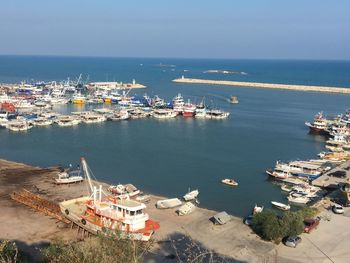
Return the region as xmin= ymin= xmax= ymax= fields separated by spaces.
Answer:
xmin=172 ymin=77 xmax=350 ymax=94
xmin=312 ymin=160 xmax=350 ymax=188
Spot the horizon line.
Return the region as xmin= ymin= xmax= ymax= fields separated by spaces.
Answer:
xmin=0 ymin=53 xmax=349 ymax=62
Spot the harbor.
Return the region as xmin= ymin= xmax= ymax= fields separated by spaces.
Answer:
xmin=173 ymin=77 xmax=350 ymax=94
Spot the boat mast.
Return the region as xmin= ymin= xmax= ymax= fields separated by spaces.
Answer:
xmin=81 ymin=157 xmax=94 ymax=194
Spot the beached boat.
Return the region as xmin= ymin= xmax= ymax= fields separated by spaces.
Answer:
xmin=271 ymin=201 xmax=290 ymax=211
xmin=59 ymin=157 xmax=159 ymax=241
xmin=183 ymin=189 xmax=199 ymax=201
xmin=156 ymin=198 xmax=182 ymax=209
xmin=177 ymin=202 xmax=196 ymax=216
xmin=55 ymin=169 xmax=84 ymax=184
xmin=221 ymin=178 xmax=238 ymax=186
xmin=108 ymin=184 xmax=140 ymax=198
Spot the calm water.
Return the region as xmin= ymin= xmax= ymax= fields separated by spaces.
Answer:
xmin=1 ymin=56 xmax=350 ymax=217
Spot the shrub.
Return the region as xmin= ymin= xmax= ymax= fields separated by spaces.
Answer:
xmin=0 ymin=240 xmax=19 ymax=263
xmin=43 ymin=233 xmax=152 ymax=263
xmin=298 ymin=207 xmax=319 ymax=219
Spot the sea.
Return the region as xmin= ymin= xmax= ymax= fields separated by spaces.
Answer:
xmin=1 ymin=55 xmax=350 ymax=217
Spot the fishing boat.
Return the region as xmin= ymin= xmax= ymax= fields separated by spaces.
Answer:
xmin=177 ymin=202 xmax=196 ymax=216
xmin=152 ymin=109 xmax=177 ymax=119
xmin=266 ymin=169 xmax=291 ymax=180
xmin=55 ymin=169 xmax=84 ymax=184
xmin=221 ymin=178 xmax=238 ymax=186
xmin=72 ymin=93 xmax=86 ymax=104
xmin=205 ymin=109 xmax=230 ymax=119
xmin=182 ymin=100 xmax=196 ymax=117
xmin=59 ymin=157 xmax=160 ymax=241
xmin=271 ymin=201 xmax=290 ymax=211
xmin=33 ymin=117 xmax=54 ymax=126
xmin=81 ymin=114 xmax=106 ymax=124
xmin=305 ymin=112 xmax=329 ymax=135
xmin=156 ymin=198 xmax=182 ymax=209
xmin=107 ymin=110 xmax=130 ymax=121
xmin=281 ymin=184 xmax=293 ymax=192
xmin=183 ymin=189 xmax=199 ymax=201
xmin=195 ymin=101 xmax=207 ymax=118
xmin=172 ymin=93 xmax=184 ymax=114
xmin=56 ymin=116 xmax=81 ymax=127
xmin=108 ymin=184 xmax=140 ymax=198
xmin=7 ymin=121 xmax=32 ymax=131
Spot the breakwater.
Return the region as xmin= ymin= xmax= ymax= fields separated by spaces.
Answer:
xmin=172 ymin=77 xmax=350 ymax=94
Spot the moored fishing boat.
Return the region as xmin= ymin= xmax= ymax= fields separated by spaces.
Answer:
xmin=305 ymin=112 xmax=329 ymax=135
xmin=56 ymin=116 xmax=81 ymax=127
xmin=107 ymin=110 xmax=130 ymax=121
xmin=205 ymin=109 xmax=230 ymax=119
xmin=81 ymin=114 xmax=106 ymax=124
xmin=182 ymin=100 xmax=196 ymax=117
xmin=152 ymin=109 xmax=177 ymax=119
xmin=33 ymin=117 xmax=54 ymax=126
xmin=7 ymin=120 xmax=32 ymax=131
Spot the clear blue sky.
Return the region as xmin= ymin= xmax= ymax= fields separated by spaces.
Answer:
xmin=1 ymin=0 xmax=349 ymax=59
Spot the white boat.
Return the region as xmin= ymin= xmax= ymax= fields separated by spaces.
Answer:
xmin=205 ymin=109 xmax=230 ymax=119
xmin=56 ymin=116 xmax=81 ymax=127
xmin=156 ymin=198 xmax=182 ymax=209
xmin=221 ymin=178 xmax=238 ymax=186
xmin=281 ymin=184 xmax=293 ymax=192
xmin=55 ymin=171 xmax=84 ymax=184
xmin=177 ymin=202 xmax=196 ymax=216
xmin=271 ymin=201 xmax=290 ymax=211
xmin=107 ymin=110 xmax=130 ymax=121
xmin=253 ymin=204 xmax=264 ymax=214
xmin=82 ymin=114 xmax=106 ymax=124
xmin=287 ymin=195 xmax=310 ymax=204
xmin=183 ymin=189 xmax=199 ymax=201
xmin=108 ymin=184 xmax=140 ymax=198
xmin=33 ymin=118 xmax=53 ymax=126
xmin=152 ymin=109 xmax=177 ymax=119
xmin=7 ymin=121 xmax=32 ymax=131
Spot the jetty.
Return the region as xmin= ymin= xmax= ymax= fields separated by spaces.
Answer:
xmin=172 ymin=77 xmax=350 ymax=94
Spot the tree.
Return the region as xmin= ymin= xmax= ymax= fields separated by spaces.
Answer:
xmin=281 ymin=211 xmax=304 ymax=237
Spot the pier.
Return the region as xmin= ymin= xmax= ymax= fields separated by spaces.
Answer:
xmin=172 ymin=77 xmax=350 ymax=94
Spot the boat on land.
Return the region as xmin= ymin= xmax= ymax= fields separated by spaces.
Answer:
xmin=271 ymin=201 xmax=290 ymax=211
xmin=183 ymin=189 xmax=199 ymax=201
xmin=59 ymin=157 xmax=159 ymax=241
xmin=108 ymin=184 xmax=140 ymax=198
xmin=55 ymin=169 xmax=84 ymax=184
xmin=156 ymin=198 xmax=182 ymax=209
xmin=177 ymin=202 xmax=196 ymax=216
xmin=221 ymin=178 xmax=238 ymax=186
xmin=7 ymin=121 xmax=32 ymax=131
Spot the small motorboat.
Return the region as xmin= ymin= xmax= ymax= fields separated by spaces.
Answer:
xmin=253 ymin=204 xmax=264 ymax=214
xmin=281 ymin=184 xmax=293 ymax=192
xmin=287 ymin=195 xmax=310 ymax=204
xmin=183 ymin=189 xmax=199 ymax=201
xmin=271 ymin=201 xmax=291 ymax=211
xmin=229 ymin=96 xmax=239 ymax=104
xmin=221 ymin=178 xmax=238 ymax=186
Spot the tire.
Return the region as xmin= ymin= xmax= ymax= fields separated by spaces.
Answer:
xmin=81 ymin=219 xmax=86 ymax=225
xmin=65 ymin=209 xmax=69 ymax=215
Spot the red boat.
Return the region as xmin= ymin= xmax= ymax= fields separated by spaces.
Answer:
xmin=0 ymin=102 xmax=16 ymax=112
xmin=182 ymin=100 xmax=196 ymax=117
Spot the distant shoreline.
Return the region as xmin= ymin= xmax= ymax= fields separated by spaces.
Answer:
xmin=173 ymin=77 xmax=350 ymax=95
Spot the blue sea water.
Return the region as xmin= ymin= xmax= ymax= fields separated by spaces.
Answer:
xmin=1 ymin=55 xmax=350 ymax=217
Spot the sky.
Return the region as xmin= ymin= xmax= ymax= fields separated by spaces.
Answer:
xmin=0 ymin=0 xmax=349 ymax=60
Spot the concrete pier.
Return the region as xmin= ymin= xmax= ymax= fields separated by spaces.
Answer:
xmin=172 ymin=77 xmax=350 ymax=94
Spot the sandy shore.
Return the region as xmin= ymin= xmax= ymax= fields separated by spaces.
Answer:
xmin=173 ymin=77 xmax=350 ymax=94
xmin=1 ymin=159 xmax=350 ymax=262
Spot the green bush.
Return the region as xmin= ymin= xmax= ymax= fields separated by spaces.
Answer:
xmin=298 ymin=207 xmax=319 ymax=219
xmin=43 ymin=234 xmax=152 ymax=263
xmin=0 ymin=240 xmax=19 ymax=263
xmin=252 ymin=209 xmax=306 ymax=242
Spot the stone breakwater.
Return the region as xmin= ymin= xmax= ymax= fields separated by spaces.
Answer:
xmin=173 ymin=77 xmax=350 ymax=94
